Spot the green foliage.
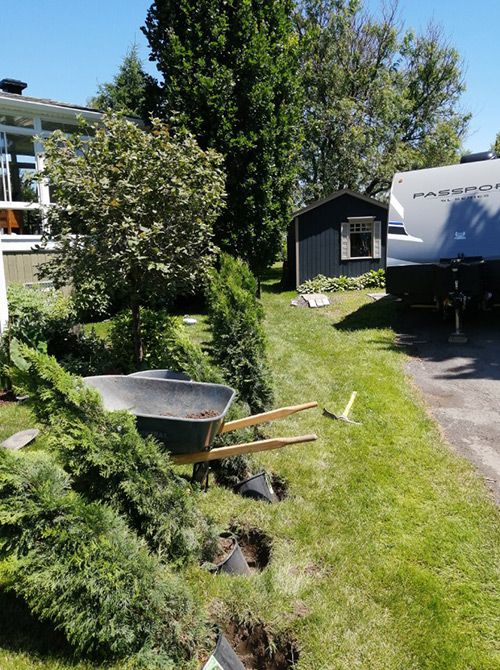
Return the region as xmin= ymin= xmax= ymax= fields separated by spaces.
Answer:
xmin=296 ymin=0 xmax=470 ymax=202
xmin=88 ymin=43 xmax=157 ymax=120
xmin=297 ymin=269 xmax=386 ymax=294
xmin=5 ymin=284 xmax=113 ymax=377
xmin=34 ymin=112 xmax=225 ymax=366
xmin=207 ymin=254 xmax=274 ymax=413
xmin=493 ymin=132 xmax=500 ymax=155
xmin=71 ymin=276 xmax=114 ymax=322
xmin=143 ymin=0 xmax=302 ymax=277
xmin=11 ymin=347 xmax=219 ymax=565
xmin=0 ymin=449 xmax=202 ymax=666
xmin=6 ymin=283 xmax=73 ymax=353
xmin=110 ymin=308 xmax=219 ymax=381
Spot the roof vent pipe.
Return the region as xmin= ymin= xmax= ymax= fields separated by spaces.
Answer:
xmin=0 ymin=79 xmax=28 ymax=95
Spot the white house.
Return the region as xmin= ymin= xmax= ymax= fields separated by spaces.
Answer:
xmin=0 ymin=78 xmax=106 ymax=331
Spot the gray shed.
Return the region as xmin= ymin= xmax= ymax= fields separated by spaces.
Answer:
xmin=285 ymin=189 xmax=388 ymax=288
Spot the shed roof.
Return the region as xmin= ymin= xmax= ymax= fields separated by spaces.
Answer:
xmin=292 ymin=188 xmax=388 ymax=219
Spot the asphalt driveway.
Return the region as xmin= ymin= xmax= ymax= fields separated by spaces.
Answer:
xmin=397 ymin=306 xmax=500 ymax=503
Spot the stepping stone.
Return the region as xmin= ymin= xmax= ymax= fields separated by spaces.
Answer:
xmin=1 ymin=428 xmax=39 ymax=451
xmin=303 ymin=293 xmax=330 ymax=308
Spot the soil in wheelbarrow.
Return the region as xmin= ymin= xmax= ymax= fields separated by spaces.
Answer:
xmin=158 ymin=409 xmax=220 ymax=419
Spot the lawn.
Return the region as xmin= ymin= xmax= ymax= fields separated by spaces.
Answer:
xmin=1 ymin=276 xmax=500 ymax=669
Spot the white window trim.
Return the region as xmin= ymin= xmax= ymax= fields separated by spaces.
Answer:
xmin=341 ymin=216 xmax=382 ymax=260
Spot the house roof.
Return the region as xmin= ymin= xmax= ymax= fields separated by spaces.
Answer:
xmin=0 ymin=90 xmax=101 ymax=114
xmin=292 ymin=188 xmax=388 ymax=219
xmin=0 ymin=91 xmax=142 ymax=126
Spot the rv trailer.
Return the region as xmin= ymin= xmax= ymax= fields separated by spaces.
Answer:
xmin=386 ymin=152 xmax=500 ymax=336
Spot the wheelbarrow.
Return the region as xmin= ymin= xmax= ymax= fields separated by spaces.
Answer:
xmin=83 ymin=375 xmax=317 ymax=463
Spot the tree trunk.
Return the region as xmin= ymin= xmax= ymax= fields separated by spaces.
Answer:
xmin=131 ymin=297 xmax=143 ymax=369
xmin=256 ymin=276 xmax=261 ymax=299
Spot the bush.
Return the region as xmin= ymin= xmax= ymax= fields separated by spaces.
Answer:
xmin=5 ymin=284 xmax=112 ymax=377
xmin=11 ymin=347 xmax=219 ymax=565
xmin=206 ymin=254 xmax=274 ymax=414
xmin=297 ymin=269 xmax=386 ymax=294
xmin=110 ymin=308 xmax=219 ymax=381
xmin=0 ymin=449 xmax=203 ymax=666
xmin=6 ymin=283 xmax=73 ymax=354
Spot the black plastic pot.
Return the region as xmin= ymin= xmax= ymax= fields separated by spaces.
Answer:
xmin=202 ymin=634 xmax=246 ymax=670
xmin=216 ymin=533 xmax=251 ymax=576
xmin=234 ymin=471 xmax=276 ymax=503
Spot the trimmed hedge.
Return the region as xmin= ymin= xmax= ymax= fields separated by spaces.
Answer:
xmin=206 ymin=254 xmax=274 ymax=414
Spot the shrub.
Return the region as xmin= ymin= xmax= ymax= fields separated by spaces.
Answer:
xmin=110 ymin=308 xmax=219 ymax=381
xmin=11 ymin=347 xmax=219 ymax=565
xmin=6 ymin=283 xmax=73 ymax=354
xmin=5 ymin=284 xmax=112 ymax=377
xmin=207 ymin=254 xmax=274 ymax=414
xmin=297 ymin=269 xmax=386 ymax=294
xmin=0 ymin=449 xmax=203 ymax=666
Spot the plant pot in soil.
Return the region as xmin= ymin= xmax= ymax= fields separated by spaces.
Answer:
xmin=202 ymin=634 xmax=246 ymax=670
xmin=234 ymin=471 xmax=276 ymax=503
xmin=216 ymin=533 xmax=251 ymax=575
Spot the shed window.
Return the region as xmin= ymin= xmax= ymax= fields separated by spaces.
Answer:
xmin=341 ymin=217 xmax=381 ymax=260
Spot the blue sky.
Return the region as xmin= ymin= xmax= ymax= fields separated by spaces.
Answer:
xmin=2 ymin=0 xmax=497 ymax=153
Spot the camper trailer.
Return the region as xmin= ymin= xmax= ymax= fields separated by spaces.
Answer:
xmin=386 ymin=152 xmax=500 ymax=326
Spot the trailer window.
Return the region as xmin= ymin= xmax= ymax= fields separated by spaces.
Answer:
xmin=341 ymin=217 xmax=381 ymax=260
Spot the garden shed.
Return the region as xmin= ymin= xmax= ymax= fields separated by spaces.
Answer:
xmin=285 ymin=188 xmax=388 ymax=288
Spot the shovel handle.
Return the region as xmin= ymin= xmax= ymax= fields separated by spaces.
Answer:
xmin=171 ymin=433 xmax=318 ymax=465
xmin=219 ymin=401 xmax=318 ymax=434
xmin=342 ymin=391 xmax=357 ymax=418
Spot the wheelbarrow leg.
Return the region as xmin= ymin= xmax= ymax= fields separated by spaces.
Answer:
xmin=192 ymin=462 xmax=211 ymax=490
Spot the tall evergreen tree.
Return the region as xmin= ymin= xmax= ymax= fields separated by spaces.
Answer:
xmin=88 ymin=44 xmax=157 ymax=120
xmin=143 ymin=0 xmax=302 ymax=279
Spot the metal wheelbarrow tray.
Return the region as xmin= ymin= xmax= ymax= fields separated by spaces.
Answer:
xmin=83 ymin=376 xmax=236 ymax=455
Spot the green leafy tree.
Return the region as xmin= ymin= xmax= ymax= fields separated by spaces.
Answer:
xmin=492 ymin=133 xmax=500 ymax=155
xmin=296 ymin=0 xmax=470 ymax=202
xmin=35 ymin=112 xmax=225 ymax=367
xmin=88 ymin=43 xmax=157 ymax=119
xmin=143 ymin=0 xmax=302 ymax=280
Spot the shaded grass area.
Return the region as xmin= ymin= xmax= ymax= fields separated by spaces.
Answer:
xmin=1 ymin=283 xmax=500 ymax=669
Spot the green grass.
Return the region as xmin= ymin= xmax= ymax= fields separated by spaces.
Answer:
xmin=2 ymin=280 xmax=500 ymax=669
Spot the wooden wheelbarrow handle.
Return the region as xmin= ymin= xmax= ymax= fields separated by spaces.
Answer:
xmin=171 ymin=434 xmax=318 ymax=465
xmin=219 ymin=401 xmax=318 ymax=434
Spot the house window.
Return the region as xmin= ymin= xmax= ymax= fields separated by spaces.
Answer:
xmin=341 ymin=216 xmax=381 ymax=260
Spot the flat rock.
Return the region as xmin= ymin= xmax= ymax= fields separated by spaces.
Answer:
xmin=292 ymin=293 xmax=330 ymax=308
xmin=1 ymin=428 xmax=39 ymax=451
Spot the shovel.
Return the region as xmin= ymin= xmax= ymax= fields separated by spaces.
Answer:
xmin=323 ymin=391 xmax=361 ymax=425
